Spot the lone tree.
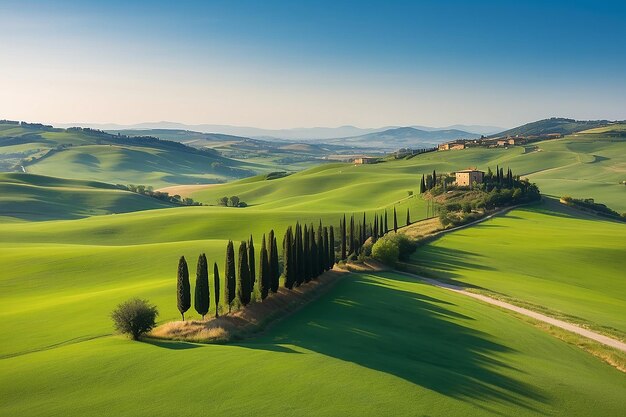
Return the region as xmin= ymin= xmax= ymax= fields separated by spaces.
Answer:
xmin=111 ymin=298 xmax=158 ymax=341
xmin=248 ymin=235 xmax=256 ymax=294
xmin=225 ymin=240 xmax=236 ymax=313
xmin=194 ymin=253 xmax=210 ymax=319
xmin=237 ymin=241 xmax=251 ymax=306
xmin=393 ymin=207 xmax=398 ymax=232
xmin=259 ymin=234 xmax=270 ymax=300
xmin=213 ymin=263 xmax=220 ymax=318
xmin=177 ymin=256 xmax=191 ymax=321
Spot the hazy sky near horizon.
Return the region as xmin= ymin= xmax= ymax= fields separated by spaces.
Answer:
xmin=1 ymin=0 xmax=625 ymax=129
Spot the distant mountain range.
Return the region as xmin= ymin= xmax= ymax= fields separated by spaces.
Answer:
xmin=55 ymin=121 xmax=504 ymax=140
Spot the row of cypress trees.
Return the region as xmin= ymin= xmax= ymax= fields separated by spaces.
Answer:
xmin=282 ymin=221 xmax=336 ymax=289
xmin=338 ymin=207 xmax=412 ymax=260
xmin=176 ymin=254 xmax=220 ymax=320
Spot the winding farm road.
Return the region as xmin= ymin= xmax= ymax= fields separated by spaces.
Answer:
xmin=398 ymin=271 xmax=626 ymax=353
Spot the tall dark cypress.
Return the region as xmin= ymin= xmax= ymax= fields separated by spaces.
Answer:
xmin=316 ymin=223 xmax=324 ymax=276
xmin=237 ymin=241 xmax=251 ymax=306
xmin=225 ymin=240 xmax=236 ymax=313
xmin=194 ymin=253 xmax=209 ymax=319
xmin=283 ymin=227 xmax=295 ymax=289
xmin=295 ymin=223 xmax=304 ymax=286
xmin=341 ymin=214 xmax=347 ymax=260
xmin=420 ymin=174 xmax=426 ymax=193
xmin=349 ymin=215 xmax=355 ymax=254
xmin=177 ymin=256 xmax=191 ymax=321
xmin=373 ymin=215 xmax=378 ymax=243
xmin=309 ymin=224 xmax=317 ymax=281
xmin=384 ymin=210 xmax=388 ymax=233
xmin=406 ymin=207 xmax=411 ymax=226
xmin=259 ymin=234 xmax=270 ymax=300
xmin=303 ymin=224 xmax=311 ymax=282
xmin=393 ymin=207 xmax=398 ymax=232
xmin=329 ymin=225 xmax=336 ymax=269
xmin=361 ymin=212 xmax=366 ymax=244
xmin=213 ymin=263 xmax=220 ymax=318
xmin=323 ymin=226 xmax=329 ymax=272
xmin=267 ymin=230 xmax=276 ymax=292
xmin=432 ymin=169 xmax=437 ymax=188
xmin=248 ymin=235 xmax=256 ymax=295
xmin=379 ymin=215 xmax=384 ymax=237
xmin=270 ymin=233 xmax=280 ymax=293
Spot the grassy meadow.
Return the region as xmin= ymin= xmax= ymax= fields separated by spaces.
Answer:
xmin=407 ymin=199 xmax=626 ymax=336
xmin=3 ymin=272 xmax=626 ymax=416
xmin=1 ymin=125 xmax=626 ymax=415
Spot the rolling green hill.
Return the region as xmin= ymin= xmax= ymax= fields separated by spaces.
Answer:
xmin=406 ymin=199 xmax=626 ymax=336
xmin=0 ymin=122 xmax=260 ymax=187
xmin=191 ymin=125 xmax=626 ymax=212
xmin=0 ymin=173 xmax=176 ymax=221
xmin=488 ymin=117 xmax=620 ymax=138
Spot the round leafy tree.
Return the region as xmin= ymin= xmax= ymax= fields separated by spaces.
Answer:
xmin=111 ymin=298 xmax=158 ymax=340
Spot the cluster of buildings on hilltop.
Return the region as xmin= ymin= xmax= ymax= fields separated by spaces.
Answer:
xmin=438 ymin=133 xmax=563 ymax=151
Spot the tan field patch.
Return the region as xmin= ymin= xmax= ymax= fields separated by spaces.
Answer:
xmin=150 ymin=268 xmax=345 ymax=343
xmin=155 ymin=183 xmax=222 ymax=197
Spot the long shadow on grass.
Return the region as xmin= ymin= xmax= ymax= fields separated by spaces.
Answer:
xmin=408 ymin=246 xmax=496 ymax=283
xmin=243 ymin=273 xmax=547 ymax=412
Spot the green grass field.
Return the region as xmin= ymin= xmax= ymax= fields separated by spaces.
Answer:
xmin=408 ymin=199 xmax=626 ymax=336
xmin=0 ymin=173 xmax=175 ymax=220
xmin=2 ymin=272 xmax=625 ymax=416
xmin=2 ymin=124 xmax=626 ymax=416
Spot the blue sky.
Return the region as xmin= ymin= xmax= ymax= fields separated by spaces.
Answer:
xmin=1 ymin=0 xmax=625 ymax=128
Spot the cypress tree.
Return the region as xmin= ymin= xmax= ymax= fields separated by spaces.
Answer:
xmin=329 ymin=225 xmax=336 ymax=269
xmin=283 ymin=227 xmax=295 ymax=289
xmin=309 ymin=224 xmax=317 ymax=280
xmin=361 ymin=212 xmax=366 ymax=244
xmin=349 ymin=214 xmax=355 ymax=254
xmin=270 ymin=233 xmax=280 ymax=293
xmin=379 ymin=215 xmax=384 ymax=237
xmin=323 ymin=226 xmax=329 ymax=272
xmin=295 ymin=223 xmax=304 ymax=286
xmin=248 ymin=235 xmax=256 ymax=295
xmin=420 ymin=174 xmax=426 ymax=193
xmin=384 ymin=210 xmax=388 ymax=233
xmin=393 ymin=207 xmax=398 ymax=232
xmin=213 ymin=263 xmax=220 ymax=318
xmin=341 ymin=214 xmax=347 ymax=260
xmin=316 ymin=223 xmax=324 ymax=276
xmin=406 ymin=207 xmax=411 ymax=226
xmin=237 ymin=241 xmax=251 ymax=306
xmin=194 ymin=253 xmax=209 ymax=319
xmin=268 ymin=230 xmax=276 ymax=292
xmin=303 ymin=224 xmax=311 ymax=282
xmin=432 ymin=169 xmax=437 ymax=188
xmin=177 ymin=256 xmax=191 ymax=321
xmin=225 ymin=240 xmax=236 ymax=313
xmin=373 ymin=215 xmax=378 ymax=243
xmin=259 ymin=235 xmax=270 ymax=300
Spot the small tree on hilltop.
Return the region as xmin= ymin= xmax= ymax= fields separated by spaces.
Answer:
xmin=177 ymin=256 xmax=190 ymax=321
xmin=229 ymin=196 xmax=240 ymax=207
xmin=111 ymin=298 xmax=158 ymax=341
xmin=194 ymin=253 xmax=210 ymax=319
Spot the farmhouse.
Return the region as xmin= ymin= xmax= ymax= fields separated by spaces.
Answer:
xmin=438 ymin=141 xmax=466 ymax=151
xmin=455 ymin=169 xmax=484 ymax=187
xmin=353 ymin=157 xmax=378 ymax=164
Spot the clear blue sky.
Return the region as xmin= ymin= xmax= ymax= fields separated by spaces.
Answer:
xmin=1 ymin=0 xmax=625 ymax=128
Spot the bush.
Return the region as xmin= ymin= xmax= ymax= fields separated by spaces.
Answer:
xmin=111 ymin=298 xmax=158 ymax=340
xmin=371 ymin=235 xmax=400 ymax=266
